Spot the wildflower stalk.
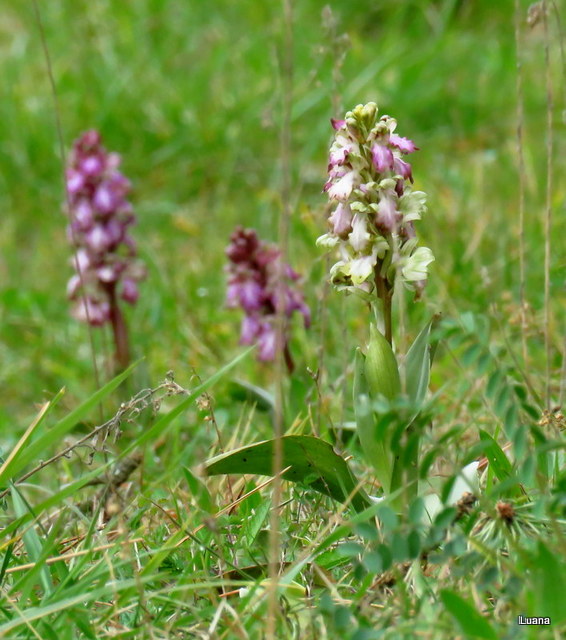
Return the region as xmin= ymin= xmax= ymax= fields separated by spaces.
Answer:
xmin=374 ymin=263 xmax=393 ymax=345
xmin=225 ymin=227 xmax=310 ymax=369
xmin=65 ymin=131 xmax=146 ymax=373
xmin=542 ymin=0 xmax=554 ymax=409
xmin=32 ymin=0 xmax=103 ymax=400
xmin=267 ymin=0 xmax=294 ymax=633
xmin=514 ymin=0 xmax=528 ymax=366
xmin=319 ymin=102 xmax=434 ymax=510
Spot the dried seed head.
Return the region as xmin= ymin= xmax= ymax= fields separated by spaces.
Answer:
xmin=527 ymin=2 xmax=544 ymax=29
xmin=456 ymin=492 xmax=477 ymax=519
xmin=196 ymin=394 xmax=212 ymax=411
xmin=538 ymin=409 xmax=565 ymax=431
xmin=496 ymin=501 xmax=515 ymax=525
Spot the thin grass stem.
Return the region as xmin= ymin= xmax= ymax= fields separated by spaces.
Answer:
xmin=514 ymin=0 xmax=528 ymax=366
xmin=542 ymin=0 xmax=554 ymax=408
xmin=267 ymin=0 xmax=294 ymax=635
xmin=31 ymin=0 xmax=103 ymax=400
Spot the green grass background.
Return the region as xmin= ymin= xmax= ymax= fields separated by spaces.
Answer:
xmin=2 ymin=0 xmax=563 ymax=430
xmin=0 ymin=1 xmax=565 ymax=637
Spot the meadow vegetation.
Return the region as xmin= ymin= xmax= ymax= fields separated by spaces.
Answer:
xmin=0 ymin=1 xmax=565 ymax=638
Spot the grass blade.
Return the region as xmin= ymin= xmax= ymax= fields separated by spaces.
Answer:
xmin=10 ymin=487 xmax=54 ymax=597
xmin=405 ymin=314 xmax=440 ymax=406
xmin=0 ymin=361 xmax=139 ymax=486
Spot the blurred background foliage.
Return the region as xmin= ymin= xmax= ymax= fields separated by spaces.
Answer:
xmin=0 ymin=0 xmax=564 ymax=429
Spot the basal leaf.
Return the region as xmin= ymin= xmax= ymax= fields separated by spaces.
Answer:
xmin=205 ymin=435 xmax=372 ymax=512
xmin=364 ymin=325 xmax=401 ymax=401
xmin=353 ymin=348 xmax=393 ymax=493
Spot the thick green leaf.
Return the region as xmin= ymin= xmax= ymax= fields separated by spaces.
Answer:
xmin=182 ymin=467 xmax=215 ymax=513
xmin=353 ymin=348 xmax=393 ymax=493
xmin=243 ymin=500 xmax=271 ymax=546
xmin=405 ymin=314 xmax=440 ymax=407
xmin=205 ymin=435 xmax=372 ymax=512
xmin=440 ymin=589 xmax=498 ymax=640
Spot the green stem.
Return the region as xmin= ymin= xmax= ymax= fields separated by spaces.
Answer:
xmin=373 ymin=261 xmax=420 ymax=511
xmin=374 ymin=264 xmax=393 ymax=345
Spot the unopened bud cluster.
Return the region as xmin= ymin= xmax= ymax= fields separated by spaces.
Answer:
xmin=226 ymin=227 xmax=310 ymax=361
xmin=65 ymin=131 xmax=145 ymax=325
xmin=317 ymin=103 xmax=434 ymax=298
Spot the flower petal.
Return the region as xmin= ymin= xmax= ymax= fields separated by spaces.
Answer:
xmin=376 ymin=191 xmax=399 ymax=232
xmin=389 ymin=134 xmax=418 ymax=154
xmin=371 ymin=143 xmax=394 ymax=173
xmin=257 ymin=322 xmax=277 ymax=361
xmin=327 ymin=171 xmax=357 ymax=201
xmin=121 ymin=278 xmax=139 ymax=304
xmin=393 ymin=157 xmax=413 ymax=182
xmin=401 ymin=246 xmax=435 ymax=282
xmin=349 ymin=213 xmax=370 ymax=251
xmin=349 ymin=253 xmax=377 ymax=285
xmin=328 ymin=202 xmax=353 ymax=237
xmin=240 ymin=315 xmax=260 ymax=345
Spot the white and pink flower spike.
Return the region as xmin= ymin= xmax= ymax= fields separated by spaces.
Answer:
xmin=318 ymin=103 xmax=433 ymax=297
